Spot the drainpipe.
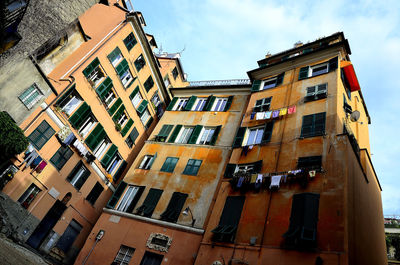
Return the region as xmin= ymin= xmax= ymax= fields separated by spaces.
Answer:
xmin=29 ymin=55 xmax=58 ymax=96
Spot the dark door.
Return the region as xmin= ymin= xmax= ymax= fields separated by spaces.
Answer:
xmin=55 ymin=219 xmax=82 ymax=253
xmin=27 ymin=200 xmax=66 ymax=249
xmin=139 ymin=251 xmax=163 ymax=265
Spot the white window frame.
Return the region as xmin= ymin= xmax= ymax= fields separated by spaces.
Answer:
xmin=243 ymin=126 xmax=264 ymax=146
xmin=192 ymin=98 xmax=207 ymax=111
xmin=62 ymin=96 xmax=82 ymax=116
xmin=116 ymin=185 xmax=140 ymax=212
xmin=94 ymin=139 xmax=110 ymax=159
xmin=131 ymin=92 xmax=143 ymax=109
xmin=106 ymin=153 xmax=122 ymax=175
xmin=151 ymin=93 xmax=161 ymax=107
xmin=306 ymin=83 xmax=328 ymax=97
xmin=87 ymin=65 xmax=106 ymax=87
xmin=120 ymin=69 xmax=133 ymax=87
xmin=19 ymin=83 xmax=43 ymax=110
xmin=140 ymin=109 xmax=151 ymax=125
xmin=78 ymin=116 xmax=97 ymax=138
xmin=254 ymin=97 xmax=271 ymax=111
xmin=138 ymin=155 xmax=154 ymax=170
xmin=261 ymin=76 xmax=277 ymax=90
xmin=164 ymin=76 xmax=171 ymax=88
xmin=173 ymin=98 xmax=189 ymax=111
xmin=104 ymin=90 xmax=117 ymax=108
xmin=310 ymin=62 xmax=329 ymax=77
xmin=211 ymin=98 xmax=228 ymax=111
xmin=196 ymin=127 xmax=215 ymax=145
xmin=117 ymin=112 xmax=128 ymax=127
xmin=69 ymin=164 xmax=89 ymax=187
xmin=175 ymin=126 xmax=194 ymax=144
xmin=111 ymin=53 xmax=123 ymax=67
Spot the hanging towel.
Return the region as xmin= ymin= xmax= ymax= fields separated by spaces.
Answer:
xmin=309 ymin=170 xmax=316 ymax=178
xmin=73 ymin=140 xmax=88 ymax=156
xmin=256 ymin=112 xmax=264 ymax=120
xmin=250 ymin=112 xmax=256 ymax=120
xmin=264 ymin=111 xmax=272 ymax=119
xmin=288 ymin=105 xmax=296 ymax=114
xmin=36 ymin=161 xmax=47 ymax=173
xmin=248 ymin=145 xmax=254 ymax=150
xmin=250 ymin=174 xmax=258 ymax=184
xmin=269 ymin=175 xmax=282 ymax=189
xmin=257 ymin=173 xmax=263 ymax=183
xmin=279 ymin=107 xmax=287 ymax=116
xmin=63 ymin=132 xmax=76 ymax=145
xmin=272 ymin=110 xmax=280 ymax=118
xmin=31 ymin=156 xmax=42 ymax=168
xmin=237 ymin=177 xmax=244 ymax=188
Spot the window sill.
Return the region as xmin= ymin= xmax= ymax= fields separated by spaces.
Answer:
xmin=299 ymin=133 xmax=326 ymax=139
xmin=304 ymin=94 xmax=327 ymax=102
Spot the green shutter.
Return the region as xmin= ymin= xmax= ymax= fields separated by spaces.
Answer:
xmin=84 ymin=123 xmax=106 ymax=151
xmin=96 ymin=77 xmax=112 ymax=100
xmin=136 ymin=100 xmax=148 ymax=114
xmin=123 ymin=33 xmax=137 ymax=51
xmin=83 ymin=58 xmax=100 ymax=77
xmin=204 ymin=95 xmax=216 ymax=111
xmin=168 ymin=125 xmax=182 ymax=143
xmin=145 ymin=116 xmax=154 ymax=129
xmin=188 ymin=125 xmax=202 ymax=144
xmin=251 ymin=80 xmax=261 ymax=92
xmin=262 ymin=121 xmax=274 ymax=143
xmin=68 ymin=102 xmax=91 ymax=129
xmin=158 ymin=124 xmax=174 ymax=138
xmin=328 ymin=56 xmax=338 ymax=72
xmin=101 ymin=144 xmax=118 ymax=168
xmin=224 ymin=96 xmax=234 ymax=111
xmin=129 ymin=86 xmax=139 ymax=99
xmin=184 ymin=96 xmax=197 ymax=111
xmin=121 ymin=119 xmax=133 ymax=137
xmin=276 ymin=73 xmax=285 ymax=86
xmin=144 ymin=76 xmax=154 ymax=92
xmin=107 ymin=47 xmax=121 ymax=62
xmin=113 ymin=104 xmax=125 ymax=122
xmin=210 ymin=125 xmax=221 ymax=146
xmin=115 ymin=59 xmax=129 ymax=76
xmin=108 ymin=98 xmax=122 ymax=115
xmin=113 ymin=160 xmax=127 ymax=182
xmin=299 ymin=66 xmax=310 ymax=80
xmin=166 ymin=97 xmax=178 ymax=111
xmin=224 ymin=164 xmax=236 ymax=178
xmin=106 ymin=181 xmax=127 ymax=208
xmin=55 ymin=85 xmax=75 ymax=106
xmin=232 ymin=127 xmax=246 ymax=148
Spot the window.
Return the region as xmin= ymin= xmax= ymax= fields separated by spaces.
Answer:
xmin=104 ymin=90 xmax=117 ymax=108
xmin=66 ymin=161 xmax=90 ymax=190
xmin=182 ymin=159 xmax=202 ymax=176
xmin=305 ymin=84 xmax=327 ymax=101
xmin=236 ymin=163 xmax=254 ymax=173
xmin=300 ymin=112 xmax=326 ymax=138
xmin=93 ymin=137 xmax=110 ymax=159
xmin=298 ymin=57 xmax=338 ymax=80
xmin=224 ymin=160 xmax=263 ymax=177
xmin=211 ymin=196 xmax=245 ymax=242
xmin=113 ymin=245 xmax=135 ymax=265
xmin=134 ymin=54 xmax=146 ymax=71
xmin=115 ymin=59 xmax=133 ymax=88
xmin=263 ymin=76 xmax=278 ymax=90
xmin=28 ymin=120 xmax=55 ymax=150
xmin=104 ymin=152 xmax=123 ymax=176
xmin=138 ymin=155 xmax=155 ymax=170
xmin=254 ymin=97 xmax=271 ymax=112
xmin=160 ymin=157 xmax=179 ymax=173
xmin=246 ymin=127 xmax=264 ymax=145
xmin=140 ymin=108 xmax=151 ymax=125
xmin=116 ymin=185 xmax=144 ymax=212
xmin=50 ymin=146 xmax=73 ymax=170
xmin=78 ymin=115 xmax=97 ymax=138
xmin=155 ymin=124 xmax=173 ymax=142
xmin=122 ymin=0 xmax=134 ymax=11
xmin=125 ymin=127 xmax=139 ymax=148
xmin=173 ymin=98 xmax=188 ymax=111
xmin=176 ymin=126 xmax=194 ymax=144
xmin=55 ymin=86 xmax=82 ymax=115
xmin=86 ymin=182 xmax=104 ymax=205
xmin=197 ymin=127 xmax=216 ymax=145
xmin=172 ymin=67 xmax=179 ymax=80
xmin=251 ymin=73 xmax=284 ymax=92
xmin=116 ymin=110 xmax=129 ymax=128
xmin=139 ymin=251 xmax=163 ymax=265
xmin=283 ymin=193 xmax=320 ymax=247
xmin=144 ymin=76 xmax=154 ymax=92
xmin=160 ymin=192 xmax=188 ymax=222
xmin=211 ymin=98 xmax=228 ymax=111
xmin=131 ymin=90 xmax=143 ymax=108
xmin=19 ymin=83 xmax=43 ymax=109
xmin=297 ymin=156 xmax=322 ymax=170
xmin=136 ymin=188 xmax=163 ymax=217
xmin=163 ymin=76 xmax=170 ymax=88
xmin=107 ymin=47 xmax=123 ymax=67
xmin=192 ymin=98 xmax=207 ymax=111
xmin=151 ymin=92 xmax=161 ymax=108
xmin=87 ymin=65 xmax=105 ymax=87
xmin=68 ymin=102 xmax=92 ymax=130
xmin=18 ymin=183 xmax=41 ymax=209
xmin=341 ymin=69 xmax=352 ymax=100
xmin=123 ymin=33 xmax=137 ymax=51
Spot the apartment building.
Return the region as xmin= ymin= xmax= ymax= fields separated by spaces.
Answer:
xmin=74 ymin=81 xmax=251 ymax=265
xmin=195 ymin=32 xmax=386 ymax=265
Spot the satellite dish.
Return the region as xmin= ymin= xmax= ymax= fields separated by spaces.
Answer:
xmin=350 ymin=111 xmax=360 ymax=122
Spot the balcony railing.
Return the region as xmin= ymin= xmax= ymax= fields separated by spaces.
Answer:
xmin=189 ymin=79 xmax=251 ymax=87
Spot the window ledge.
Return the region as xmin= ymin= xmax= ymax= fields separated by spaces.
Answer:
xmin=103 ymin=208 xmax=204 ymax=234
xmin=145 ymin=140 xmax=231 ymax=150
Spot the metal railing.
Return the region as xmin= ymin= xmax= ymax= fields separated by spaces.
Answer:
xmin=189 ymin=79 xmax=251 ymax=87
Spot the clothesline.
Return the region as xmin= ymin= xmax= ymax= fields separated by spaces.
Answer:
xmin=249 ymin=105 xmax=297 ymax=121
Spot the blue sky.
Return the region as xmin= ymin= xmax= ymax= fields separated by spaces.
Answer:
xmin=133 ymin=0 xmax=400 ymax=215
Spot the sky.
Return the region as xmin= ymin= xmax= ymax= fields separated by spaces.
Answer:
xmin=132 ymin=0 xmax=400 ymax=215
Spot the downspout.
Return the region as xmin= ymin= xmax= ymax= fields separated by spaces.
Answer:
xmin=29 ymin=55 xmax=58 ymax=96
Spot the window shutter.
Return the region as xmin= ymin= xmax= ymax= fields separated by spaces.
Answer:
xmin=113 ymin=160 xmax=127 ymax=182
xmin=232 ymin=127 xmax=246 ymax=148
xmin=144 ymin=76 xmax=154 ymax=92
xmin=121 ymin=119 xmax=134 ymax=136
xmin=224 ymin=96 xmax=234 ymax=111
xmin=96 ymin=77 xmax=113 ymax=100
xmin=137 ymin=188 xmax=163 ymax=217
xmin=210 ymin=125 xmax=221 ymax=146
xmin=158 ymin=124 xmax=174 ymax=138
xmin=276 ymin=73 xmax=285 ymax=86
xmin=224 ymin=163 xmax=236 ymax=178
xmin=251 ymin=80 xmax=261 ymax=92
xmin=188 ymin=125 xmax=202 ymax=144
xmin=68 ymin=102 xmax=91 ymax=129
xmin=107 ymin=47 xmax=121 ymax=62
xmin=129 ymin=86 xmax=139 ymax=99
xmin=184 ymin=96 xmax=197 ymax=111
xmin=145 ymin=117 xmax=153 ymax=129
xmin=84 ymin=123 xmax=106 ymax=151
xmin=204 ymin=95 xmax=216 ymax=111
xmin=115 ymin=59 xmax=129 ymax=76
xmin=55 ymin=85 xmax=75 ymax=106
xmin=253 ymin=160 xmax=263 ymax=173
xmin=136 ymin=100 xmax=148 ymax=114
xmin=283 ymin=193 xmax=305 ymax=239
xmin=168 ymin=125 xmax=182 ymax=143
xmin=75 ymin=167 xmax=90 ymax=190
xmin=113 ymin=105 xmax=125 ymax=122
xmin=108 ymin=98 xmax=122 ymax=115
xmin=261 ymin=121 xmax=274 ymax=143
xmin=128 ymin=127 xmax=139 ymax=144
xmin=123 ymin=33 xmax=137 ymax=51
xmin=160 ymin=192 xmax=188 ymax=222
xmin=298 ymin=66 xmax=310 ymax=80
xmin=66 ymin=161 xmax=83 ymax=182
xmin=83 ymin=58 xmax=100 ymax=77
xmin=101 ymin=144 xmax=118 ymax=168
xmin=166 ymin=97 xmax=178 ymax=111
xmin=106 ymin=181 xmax=127 ymax=208
xmin=300 ymin=115 xmax=314 ymax=138
xmin=328 ymin=56 xmax=338 ymax=72
xmin=314 ymin=112 xmax=326 ymax=136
